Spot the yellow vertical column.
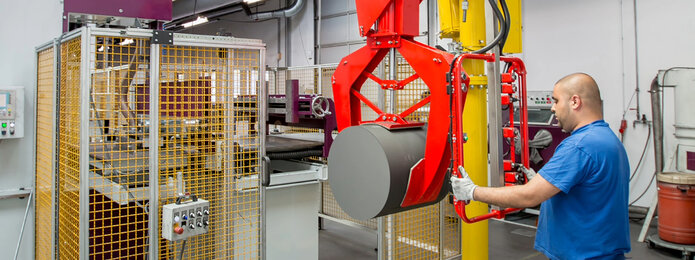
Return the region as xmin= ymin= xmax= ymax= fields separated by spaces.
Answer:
xmin=437 ymin=0 xmax=460 ymax=39
xmin=459 ymin=0 xmax=488 ymax=259
xmin=458 ymin=0 xmax=486 ymax=50
xmin=461 ymin=59 xmax=488 ymax=260
xmin=502 ymin=0 xmax=523 ymax=54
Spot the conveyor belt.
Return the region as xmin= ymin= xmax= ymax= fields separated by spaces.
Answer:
xmin=266 ymin=134 xmax=324 ymax=160
xmin=266 ymin=135 xmax=323 ymax=153
xmin=89 ymin=142 xmax=193 ymax=187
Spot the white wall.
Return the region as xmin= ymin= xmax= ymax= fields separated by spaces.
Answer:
xmin=521 ymin=0 xmax=695 ymax=207
xmin=185 ymin=0 xmax=315 ymax=67
xmin=318 ymin=0 xmax=430 ymax=64
xmin=0 ymin=0 xmax=63 ymax=259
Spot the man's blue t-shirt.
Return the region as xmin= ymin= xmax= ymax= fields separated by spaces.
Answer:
xmin=535 ymin=120 xmax=631 ymax=259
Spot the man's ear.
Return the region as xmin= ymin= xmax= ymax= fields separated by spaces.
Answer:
xmin=570 ymin=95 xmax=581 ymax=110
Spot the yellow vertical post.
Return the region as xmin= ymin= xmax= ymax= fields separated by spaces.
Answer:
xmin=437 ymin=0 xmax=460 ymax=39
xmin=438 ymin=0 xmax=499 ymax=258
xmin=461 ymin=59 xmax=488 ymax=260
xmin=502 ymin=0 xmax=523 ymax=54
xmin=458 ymin=0 xmax=486 ymax=50
xmin=458 ymin=0 xmax=488 ymax=258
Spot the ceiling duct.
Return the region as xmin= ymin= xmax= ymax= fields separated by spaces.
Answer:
xmin=246 ymin=0 xmax=305 ymax=20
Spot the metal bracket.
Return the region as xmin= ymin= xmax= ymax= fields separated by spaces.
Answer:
xmin=0 ymin=188 xmax=32 ymax=200
xmin=367 ymin=35 xmax=401 ymax=49
xmin=152 ymin=30 xmax=173 ymax=45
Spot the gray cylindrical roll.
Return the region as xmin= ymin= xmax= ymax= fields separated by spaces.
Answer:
xmin=328 ymin=124 xmax=447 ymax=220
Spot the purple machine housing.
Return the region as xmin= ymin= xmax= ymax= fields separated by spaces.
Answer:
xmin=63 ymin=0 xmax=172 ymax=32
xmin=267 ymin=80 xmax=337 ymax=158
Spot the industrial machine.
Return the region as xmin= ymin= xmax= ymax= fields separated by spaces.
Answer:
xmin=327 ymin=0 xmax=529 ymax=258
xmin=638 ymin=68 xmax=695 ymax=258
xmin=261 ymin=77 xmax=336 ymax=260
xmin=328 ymin=0 xmax=530 ymax=221
xmin=266 ymin=79 xmax=336 ymax=161
xmin=0 ymin=86 xmax=24 ymax=139
xmin=62 ymin=0 xmax=171 ymax=31
xmin=35 ymin=27 xmax=266 ymax=259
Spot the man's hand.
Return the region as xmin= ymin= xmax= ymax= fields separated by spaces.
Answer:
xmin=450 ymin=166 xmax=478 ymax=202
xmin=519 ymin=166 xmax=537 ymax=182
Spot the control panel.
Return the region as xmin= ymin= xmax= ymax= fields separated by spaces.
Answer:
xmin=162 ymin=197 xmax=210 ymax=241
xmin=527 ymin=90 xmax=553 ymax=108
xmin=0 ymin=86 xmax=24 ymax=139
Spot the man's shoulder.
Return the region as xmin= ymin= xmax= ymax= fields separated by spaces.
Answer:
xmin=573 ymin=123 xmax=620 ymax=148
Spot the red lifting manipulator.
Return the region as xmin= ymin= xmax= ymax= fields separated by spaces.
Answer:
xmin=331 ymin=0 xmax=532 ymax=219
xmin=332 ymin=0 xmax=456 ymax=207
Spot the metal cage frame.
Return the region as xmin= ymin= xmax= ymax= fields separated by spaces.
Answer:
xmin=35 ymin=27 xmax=266 ymax=260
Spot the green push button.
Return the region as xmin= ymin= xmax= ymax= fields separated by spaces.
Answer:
xmin=1 ymin=123 xmax=6 ymax=128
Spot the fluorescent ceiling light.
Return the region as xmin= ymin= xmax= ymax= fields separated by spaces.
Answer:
xmin=119 ymin=38 xmax=134 ymax=46
xmin=182 ymin=16 xmax=208 ymax=28
xmin=244 ymin=0 xmax=264 ymax=3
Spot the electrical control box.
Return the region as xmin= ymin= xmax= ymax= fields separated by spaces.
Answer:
xmin=162 ymin=198 xmax=210 ymax=241
xmin=526 ymin=90 xmax=553 ymax=109
xmin=0 ymin=86 xmax=24 ymax=139
xmin=514 ymin=91 xmax=557 ymax=126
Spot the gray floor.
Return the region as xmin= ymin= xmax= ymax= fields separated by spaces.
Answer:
xmin=319 ymin=216 xmax=686 ymax=259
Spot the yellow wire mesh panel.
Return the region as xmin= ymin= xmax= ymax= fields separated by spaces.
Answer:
xmin=386 ymin=55 xmax=460 ymax=259
xmin=394 ymin=55 xmax=429 ymax=123
xmin=359 ymin=76 xmax=383 ymax=121
xmin=58 ymin=37 xmax=82 ymax=260
xmin=320 ymin=66 xmax=336 ymax=98
xmin=35 ymin=46 xmax=54 ymax=260
xmin=157 ymin=45 xmax=261 ymax=259
xmin=88 ymin=36 xmax=151 ymax=259
xmin=267 ymin=68 xmax=286 ymax=95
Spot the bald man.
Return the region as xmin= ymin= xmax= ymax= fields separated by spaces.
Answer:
xmin=451 ymin=73 xmax=630 ymax=259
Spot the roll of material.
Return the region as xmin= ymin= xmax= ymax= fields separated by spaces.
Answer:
xmin=328 ymin=124 xmax=447 ymax=220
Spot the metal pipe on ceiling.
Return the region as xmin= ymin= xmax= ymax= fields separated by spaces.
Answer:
xmin=249 ymin=0 xmax=305 ymax=20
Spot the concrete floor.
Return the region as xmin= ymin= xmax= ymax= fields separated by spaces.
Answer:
xmin=319 ymin=216 xmax=687 ymax=259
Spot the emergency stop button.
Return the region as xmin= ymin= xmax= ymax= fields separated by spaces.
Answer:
xmin=174 ymin=226 xmax=184 ymax=234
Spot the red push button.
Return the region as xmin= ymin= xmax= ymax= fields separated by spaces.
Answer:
xmin=174 ymin=226 xmax=184 ymax=234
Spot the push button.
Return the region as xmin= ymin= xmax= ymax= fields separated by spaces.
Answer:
xmin=174 ymin=226 xmax=184 ymax=234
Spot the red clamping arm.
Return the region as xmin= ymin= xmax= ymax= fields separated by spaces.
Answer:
xmin=332 ymin=0 xmax=458 ymax=208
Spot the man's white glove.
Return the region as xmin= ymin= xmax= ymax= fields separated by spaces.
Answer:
xmin=519 ymin=166 xmax=537 ymax=182
xmin=450 ymin=165 xmax=477 ymax=202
